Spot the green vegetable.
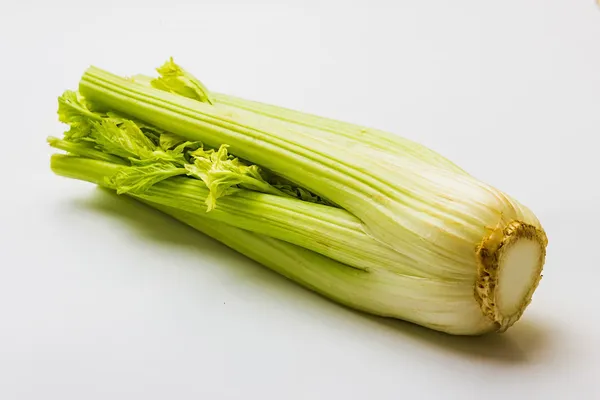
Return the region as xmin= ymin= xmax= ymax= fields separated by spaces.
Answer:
xmin=48 ymin=59 xmax=548 ymax=335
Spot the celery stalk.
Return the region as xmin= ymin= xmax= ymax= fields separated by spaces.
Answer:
xmin=212 ymin=92 xmax=466 ymax=174
xmin=133 ymin=73 xmax=464 ymax=174
xmin=50 ymin=154 xmax=439 ymax=278
xmin=81 ymin=68 xmax=485 ymax=254
xmin=145 ymin=202 xmax=494 ymax=335
xmin=49 ymin=156 xmax=495 ymax=334
xmin=47 ymin=137 xmax=127 ymax=165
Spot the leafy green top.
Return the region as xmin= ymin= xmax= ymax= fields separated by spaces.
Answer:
xmin=51 ymin=79 xmax=332 ymax=210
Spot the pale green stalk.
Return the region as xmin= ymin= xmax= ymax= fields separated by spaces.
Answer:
xmin=213 ymin=92 xmax=466 ymax=172
xmin=51 ymin=154 xmax=446 ymax=278
xmin=51 ymin=153 xmax=496 ymax=335
xmin=132 ymin=73 xmax=464 ymax=174
xmin=146 ymin=202 xmax=494 ymax=335
xmin=80 ymin=67 xmax=540 ymax=267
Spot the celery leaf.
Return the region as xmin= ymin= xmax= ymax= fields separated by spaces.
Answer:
xmin=152 ymin=57 xmax=214 ymax=104
xmin=108 ymin=161 xmax=187 ymax=195
xmin=185 ymin=144 xmax=288 ymax=211
xmin=92 ymin=119 xmax=156 ymax=159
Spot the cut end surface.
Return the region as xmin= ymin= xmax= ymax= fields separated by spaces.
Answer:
xmin=475 ymin=220 xmax=548 ymax=332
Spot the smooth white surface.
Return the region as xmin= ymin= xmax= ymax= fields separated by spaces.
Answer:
xmin=1 ymin=1 xmax=599 ymax=399
xmin=497 ymin=239 xmax=542 ymax=316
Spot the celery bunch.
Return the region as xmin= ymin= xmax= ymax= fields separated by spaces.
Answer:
xmin=49 ymin=59 xmax=547 ymax=335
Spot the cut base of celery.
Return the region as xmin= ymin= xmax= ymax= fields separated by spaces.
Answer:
xmin=475 ymin=221 xmax=547 ymax=332
xmin=497 ymin=239 xmax=543 ymax=316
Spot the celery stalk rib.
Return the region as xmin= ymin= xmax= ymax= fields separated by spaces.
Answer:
xmin=80 ymin=67 xmax=473 ymax=259
xmin=51 ymin=154 xmax=493 ymax=334
xmin=211 ymin=92 xmax=466 ymax=174
xmin=143 ymin=201 xmax=489 ymax=335
xmin=51 ymin=154 xmax=453 ymax=278
xmin=132 ymin=73 xmax=464 ymax=174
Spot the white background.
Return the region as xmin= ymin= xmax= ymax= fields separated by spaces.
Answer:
xmin=1 ymin=0 xmax=599 ymax=398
